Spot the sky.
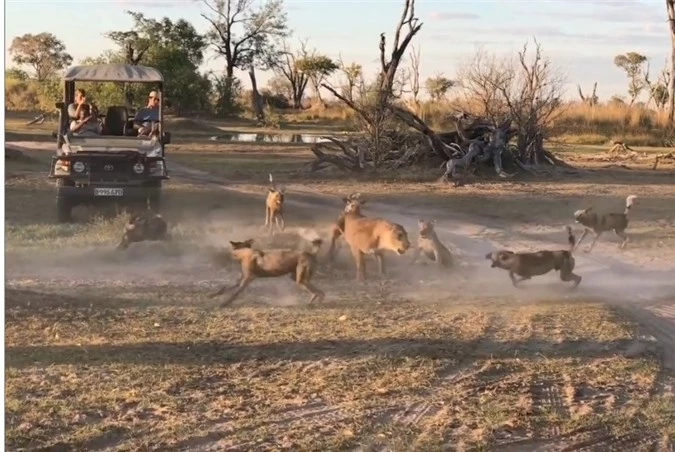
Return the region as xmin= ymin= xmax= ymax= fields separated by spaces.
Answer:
xmin=4 ymin=0 xmax=673 ymax=101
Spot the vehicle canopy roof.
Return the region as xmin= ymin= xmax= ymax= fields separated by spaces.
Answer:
xmin=63 ymin=64 xmax=164 ymax=83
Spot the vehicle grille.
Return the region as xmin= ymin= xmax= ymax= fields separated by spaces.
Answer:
xmin=86 ymin=158 xmax=136 ymax=182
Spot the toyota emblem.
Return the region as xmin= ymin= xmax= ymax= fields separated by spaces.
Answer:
xmin=104 ymin=164 xmax=114 ymax=171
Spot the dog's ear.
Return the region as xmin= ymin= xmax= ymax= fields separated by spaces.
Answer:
xmin=243 ymin=239 xmax=254 ymax=247
xmin=342 ymin=197 xmax=350 ymax=204
xmin=268 ymin=188 xmax=276 ymax=193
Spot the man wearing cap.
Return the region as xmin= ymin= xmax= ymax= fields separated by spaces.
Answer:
xmin=134 ymin=90 xmax=161 ymax=137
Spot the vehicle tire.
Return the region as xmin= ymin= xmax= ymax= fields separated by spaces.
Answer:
xmin=145 ymin=181 xmax=162 ymax=212
xmin=147 ymin=192 xmax=161 ymax=212
xmin=56 ymin=197 xmax=72 ymax=223
xmin=56 ymin=179 xmax=74 ymax=223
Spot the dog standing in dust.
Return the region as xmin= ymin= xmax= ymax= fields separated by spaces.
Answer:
xmin=337 ymin=194 xmax=411 ymax=281
xmin=327 ymin=192 xmax=363 ymax=263
xmin=209 ymin=238 xmax=325 ymax=307
xmin=573 ymin=195 xmax=637 ymax=253
xmin=265 ymin=173 xmax=285 ymax=235
xmin=485 ymin=226 xmax=582 ymax=289
xmin=116 ymin=209 xmax=168 ymax=250
xmin=410 ymin=219 xmax=454 ymax=268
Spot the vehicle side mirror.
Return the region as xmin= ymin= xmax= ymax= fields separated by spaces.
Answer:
xmin=52 ymin=131 xmax=58 ymax=138
xmin=55 ymin=102 xmax=65 ymax=110
xmin=162 ymin=131 xmax=171 ymax=145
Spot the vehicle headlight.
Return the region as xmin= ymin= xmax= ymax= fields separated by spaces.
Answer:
xmin=54 ymin=159 xmax=70 ymax=175
xmin=73 ymin=161 xmax=85 ymax=173
xmin=133 ymin=163 xmax=145 ymax=174
xmin=145 ymin=144 xmax=162 ymax=158
xmin=148 ymin=161 xmax=165 ymax=175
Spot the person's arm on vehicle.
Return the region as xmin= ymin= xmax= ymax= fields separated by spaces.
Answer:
xmin=67 ymin=103 xmax=78 ymax=119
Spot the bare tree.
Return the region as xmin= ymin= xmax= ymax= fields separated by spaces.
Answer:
xmin=407 ymin=45 xmax=421 ymax=114
xmin=500 ymin=40 xmax=566 ymax=164
xmin=667 ymin=0 xmax=675 ymax=121
xmin=273 ymin=40 xmax=311 ymax=109
xmin=318 ymin=0 xmax=423 ymax=168
xmin=644 ymin=59 xmax=670 ymax=110
xmin=337 ymin=55 xmax=363 ymax=102
xmin=577 ymin=82 xmax=598 ymax=107
xmin=456 ymin=47 xmax=512 ymax=122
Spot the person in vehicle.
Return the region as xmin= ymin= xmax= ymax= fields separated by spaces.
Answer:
xmin=68 ymin=89 xmax=87 ymax=120
xmin=70 ymin=103 xmax=102 ymax=136
xmin=134 ymin=90 xmax=161 ymax=138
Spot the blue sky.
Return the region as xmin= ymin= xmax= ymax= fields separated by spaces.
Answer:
xmin=4 ymin=0 xmax=672 ymax=101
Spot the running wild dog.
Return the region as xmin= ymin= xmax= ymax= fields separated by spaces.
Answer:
xmin=485 ymin=226 xmax=582 ymax=288
xmin=337 ymin=194 xmax=411 ymax=281
xmin=573 ymin=195 xmax=638 ymax=253
xmin=209 ymin=238 xmax=325 ymax=307
xmin=265 ymin=173 xmax=285 ymax=234
xmin=117 ymin=210 xmax=168 ymax=250
xmin=410 ymin=219 xmax=454 ymax=268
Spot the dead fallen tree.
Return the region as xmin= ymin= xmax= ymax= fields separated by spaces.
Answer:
xmin=653 ymin=152 xmax=675 ymax=170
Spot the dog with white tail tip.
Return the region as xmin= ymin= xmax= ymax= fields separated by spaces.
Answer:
xmin=573 ymin=195 xmax=638 ymax=253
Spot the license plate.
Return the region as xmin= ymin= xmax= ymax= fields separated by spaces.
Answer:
xmin=94 ymin=188 xmax=124 ymax=196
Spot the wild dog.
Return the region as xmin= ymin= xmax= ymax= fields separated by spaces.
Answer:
xmin=410 ymin=219 xmax=454 ymax=268
xmin=265 ymin=173 xmax=285 ymax=235
xmin=327 ymin=192 xmax=363 ymax=263
xmin=117 ymin=209 xmax=168 ymax=250
xmin=485 ymin=226 xmax=582 ymax=288
xmin=338 ymin=195 xmax=411 ymax=281
xmin=573 ymin=195 xmax=638 ymax=253
xmin=209 ymin=238 xmax=325 ymax=307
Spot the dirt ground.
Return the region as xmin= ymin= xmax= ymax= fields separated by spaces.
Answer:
xmin=4 ymin=130 xmax=675 ymax=451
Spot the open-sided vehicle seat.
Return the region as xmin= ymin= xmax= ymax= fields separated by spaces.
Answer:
xmin=103 ymin=106 xmax=129 ymax=136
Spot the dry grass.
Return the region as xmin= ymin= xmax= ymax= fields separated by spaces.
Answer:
xmin=5 ymin=126 xmax=675 ymax=450
xmin=6 ymin=285 xmax=671 ymax=450
xmin=276 ymin=100 xmax=673 ymax=147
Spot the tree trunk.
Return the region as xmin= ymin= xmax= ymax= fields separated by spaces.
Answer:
xmin=248 ymin=67 xmax=265 ymax=122
xmin=667 ymin=0 xmax=675 ymax=123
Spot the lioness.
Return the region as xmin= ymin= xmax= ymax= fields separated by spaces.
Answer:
xmin=485 ymin=226 xmax=581 ymax=288
xmin=117 ymin=210 xmax=168 ymax=250
xmin=265 ymin=173 xmax=285 ymax=235
xmin=209 ymin=238 xmax=325 ymax=307
xmin=410 ymin=219 xmax=454 ymax=268
xmin=338 ymin=195 xmax=410 ymax=281
xmin=573 ymin=195 xmax=637 ymax=253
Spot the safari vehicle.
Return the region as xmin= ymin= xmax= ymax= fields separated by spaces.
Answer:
xmin=49 ymin=64 xmax=171 ymax=223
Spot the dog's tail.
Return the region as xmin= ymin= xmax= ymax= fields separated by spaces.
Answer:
xmin=566 ymin=225 xmax=577 ymax=252
xmin=269 ymin=173 xmax=277 ymax=191
xmin=625 ymin=195 xmax=637 ymax=216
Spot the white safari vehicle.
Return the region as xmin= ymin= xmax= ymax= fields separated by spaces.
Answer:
xmin=49 ymin=64 xmax=171 ymax=223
